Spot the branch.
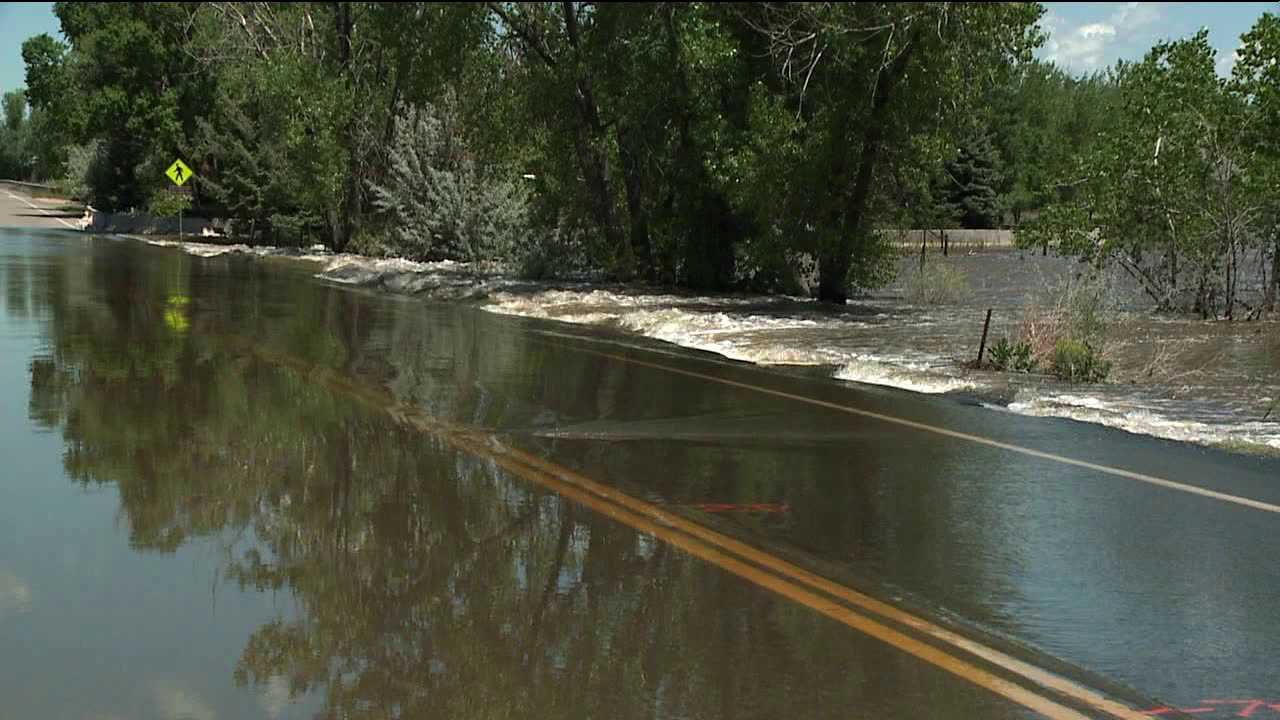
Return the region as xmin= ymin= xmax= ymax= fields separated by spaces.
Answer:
xmin=487 ymin=2 xmax=558 ymax=69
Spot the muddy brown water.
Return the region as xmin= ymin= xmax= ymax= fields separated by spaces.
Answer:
xmin=3 ymin=228 xmax=1280 ymax=719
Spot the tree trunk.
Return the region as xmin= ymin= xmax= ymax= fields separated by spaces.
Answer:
xmin=1270 ymin=238 xmax=1280 ymax=312
xmin=1226 ymin=235 xmax=1237 ymax=321
xmin=664 ymin=4 xmax=736 ymax=290
xmin=816 ymin=32 xmax=919 ymax=304
xmin=562 ymin=1 xmax=632 ymax=278
xmin=572 ymin=125 xmax=630 ymax=276
xmin=617 ymin=126 xmax=655 ymax=281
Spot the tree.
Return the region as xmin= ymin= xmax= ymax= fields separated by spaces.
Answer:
xmin=940 ymin=126 xmax=1002 ymax=229
xmin=0 ymin=90 xmax=31 ymax=179
xmin=1233 ymin=13 xmax=1280 ymax=312
xmin=2 ymin=90 xmax=25 ymax=132
xmin=734 ymin=2 xmax=1043 ymax=302
xmin=1026 ymin=30 xmax=1273 ymax=318
xmin=986 ymin=61 xmax=1114 ymax=227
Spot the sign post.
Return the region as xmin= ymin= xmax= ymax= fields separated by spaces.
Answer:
xmin=164 ymin=158 xmax=194 ymax=239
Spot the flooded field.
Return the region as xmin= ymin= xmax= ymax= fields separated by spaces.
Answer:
xmin=475 ymin=251 xmax=1280 ymax=453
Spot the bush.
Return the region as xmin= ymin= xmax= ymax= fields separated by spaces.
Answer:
xmin=1051 ymin=338 xmax=1111 ymax=382
xmin=989 ymin=337 xmax=1037 ymax=372
xmin=904 ymin=261 xmax=970 ymax=305
xmin=147 ymin=190 xmax=192 ymax=218
xmin=369 ymin=96 xmax=529 ymax=263
xmin=1002 ymin=269 xmax=1117 ymax=380
xmin=57 ymin=140 xmax=104 ymax=201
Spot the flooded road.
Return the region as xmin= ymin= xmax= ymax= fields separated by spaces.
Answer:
xmin=3 ymin=223 xmax=1280 ymax=719
xmin=481 ymin=251 xmax=1280 ymax=453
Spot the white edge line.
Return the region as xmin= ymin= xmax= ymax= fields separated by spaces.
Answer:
xmin=4 ymin=190 xmax=80 ymax=230
xmin=538 ymin=333 xmax=1280 ymax=516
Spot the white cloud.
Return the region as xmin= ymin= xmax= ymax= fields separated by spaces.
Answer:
xmin=1043 ymin=2 xmax=1166 ymax=71
xmin=1111 ymin=2 xmax=1162 ymax=32
xmin=1046 ymin=21 xmax=1117 ymax=69
xmin=1216 ymin=43 xmax=1242 ymax=78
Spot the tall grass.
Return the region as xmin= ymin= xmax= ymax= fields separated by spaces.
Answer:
xmin=904 ymin=262 xmax=970 ymax=305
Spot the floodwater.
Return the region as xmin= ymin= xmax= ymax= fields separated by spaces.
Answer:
xmin=4 ymin=228 xmax=1280 ymax=719
xmin=478 ymin=251 xmax=1280 ymax=453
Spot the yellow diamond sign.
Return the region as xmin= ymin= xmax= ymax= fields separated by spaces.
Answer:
xmin=165 ymin=158 xmax=194 ymax=186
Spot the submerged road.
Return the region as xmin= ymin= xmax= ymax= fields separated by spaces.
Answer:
xmin=3 ymin=198 xmax=1280 ymax=720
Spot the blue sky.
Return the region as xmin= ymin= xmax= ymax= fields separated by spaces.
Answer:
xmin=0 ymin=2 xmax=57 ymax=95
xmin=1039 ymin=2 xmax=1276 ymax=75
xmin=0 ymin=2 xmax=1276 ymax=96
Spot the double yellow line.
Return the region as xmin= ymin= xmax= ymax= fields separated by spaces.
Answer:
xmin=254 ymin=335 xmax=1151 ymax=720
xmin=386 ymin=407 xmax=1147 ymax=720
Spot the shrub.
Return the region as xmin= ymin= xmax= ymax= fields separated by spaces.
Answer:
xmin=147 ymin=190 xmax=192 ymax=218
xmin=1004 ymin=269 xmax=1117 ymax=380
xmin=988 ymin=337 xmax=1037 ymax=372
xmin=904 ymin=261 xmax=970 ymax=305
xmin=57 ymin=140 xmax=104 ymax=201
xmin=369 ymin=96 xmax=529 ymax=264
xmin=1051 ymin=338 xmax=1111 ymax=382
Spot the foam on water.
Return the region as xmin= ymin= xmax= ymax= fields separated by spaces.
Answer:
xmin=116 ymin=237 xmax=1280 ymax=454
xmin=485 ymin=289 xmax=974 ymax=394
xmin=834 ymin=356 xmax=977 ymax=394
xmin=1008 ymin=391 xmax=1280 ymax=451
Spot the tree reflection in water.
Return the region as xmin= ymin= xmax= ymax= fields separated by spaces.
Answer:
xmin=22 ymin=246 xmax=1013 ymax=719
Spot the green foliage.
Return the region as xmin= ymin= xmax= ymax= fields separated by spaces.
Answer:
xmin=16 ymin=1 xmax=1043 ymax=297
xmin=147 ymin=190 xmax=192 ymax=218
xmin=1028 ymin=26 xmax=1277 ymax=317
xmin=941 ymin=127 xmax=1003 ymax=229
xmin=2 ymin=90 xmax=24 ymax=132
xmin=987 ymin=62 xmax=1114 ymax=225
xmin=726 ymin=2 xmax=1043 ymax=300
xmin=0 ymin=90 xmax=32 ymax=179
xmin=988 ymin=337 xmax=1037 ymax=373
xmin=1051 ymin=338 xmax=1111 ymax=383
xmin=56 ymin=140 xmax=105 ymax=200
xmin=368 ymin=98 xmax=529 ymax=263
xmin=903 ymin=261 xmax=970 ymax=305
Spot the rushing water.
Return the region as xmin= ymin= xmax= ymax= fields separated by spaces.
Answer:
xmin=158 ymin=239 xmax=1280 ymax=451
xmin=469 ymin=251 xmax=1280 ymax=453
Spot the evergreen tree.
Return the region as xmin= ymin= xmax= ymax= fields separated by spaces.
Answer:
xmin=941 ymin=127 xmax=1003 ymax=229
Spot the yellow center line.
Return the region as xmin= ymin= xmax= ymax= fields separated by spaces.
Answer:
xmin=435 ymin=428 xmax=1101 ymax=720
xmin=495 ymin=439 xmax=1149 ymax=720
xmin=255 ymin=339 xmax=1150 ymax=720
xmin=546 ymin=338 xmax=1280 ymax=516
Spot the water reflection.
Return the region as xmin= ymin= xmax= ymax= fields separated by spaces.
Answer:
xmin=15 ymin=241 xmax=1019 ymax=719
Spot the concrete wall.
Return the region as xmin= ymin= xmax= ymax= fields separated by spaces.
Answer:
xmin=82 ymin=209 xmax=221 ymax=236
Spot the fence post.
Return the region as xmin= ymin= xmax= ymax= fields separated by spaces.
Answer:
xmin=977 ymin=308 xmax=993 ymax=366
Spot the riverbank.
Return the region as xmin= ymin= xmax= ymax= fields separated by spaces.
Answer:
xmin=111 ymin=232 xmax=1280 ymax=456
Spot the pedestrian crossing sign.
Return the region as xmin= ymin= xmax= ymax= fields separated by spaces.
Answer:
xmin=165 ymin=159 xmax=193 ymax=186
